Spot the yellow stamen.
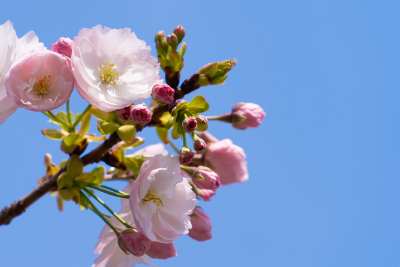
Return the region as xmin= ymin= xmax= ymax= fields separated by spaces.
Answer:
xmin=142 ymin=189 xmax=163 ymax=206
xmin=33 ymin=75 xmax=51 ymax=96
xmin=98 ymin=62 xmax=120 ymax=84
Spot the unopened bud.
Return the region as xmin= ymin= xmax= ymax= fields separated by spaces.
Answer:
xmin=179 ymin=42 xmax=187 ymax=57
xmin=130 ymin=103 xmax=152 ymax=124
xmin=173 ymin=25 xmax=185 ymax=43
xmin=44 ymin=153 xmax=52 ymax=169
xmin=195 ymin=131 xmax=218 ymax=146
xmin=179 ymin=147 xmax=194 ymax=165
xmin=51 ymin=37 xmax=73 ymax=58
xmin=193 ymin=166 xmax=220 ymax=191
xmin=118 ymin=229 xmax=151 ymax=257
xmin=182 ymin=116 xmax=197 ymax=133
xmin=146 ymin=241 xmax=177 ymax=259
xmin=155 ymin=31 xmax=165 ymax=43
xmin=231 ymin=103 xmax=266 ymax=129
xmin=188 ymin=207 xmax=212 ymax=241
xmin=152 ymin=84 xmax=175 ymax=104
xmin=116 ymin=105 xmax=132 ymax=122
xmin=193 ymin=138 xmax=206 ymax=153
xmin=195 ymin=115 xmax=208 ymax=131
xmin=167 ymin=34 xmax=179 ymax=51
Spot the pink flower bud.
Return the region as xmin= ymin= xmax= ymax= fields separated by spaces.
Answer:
xmin=116 ymin=106 xmax=132 ymax=122
xmin=130 ymin=103 xmax=152 ymax=124
xmin=195 ymin=115 xmax=208 ymax=131
xmin=51 ymin=37 xmax=73 ymax=58
xmin=188 ymin=207 xmax=212 ymax=241
xmin=197 ymin=188 xmax=215 ymax=201
xmin=196 ymin=131 xmax=218 ymax=145
xmin=182 ymin=116 xmax=197 ymax=133
xmin=117 ymin=229 xmax=151 ymax=257
xmin=193 ymin=167 xmax=220 ymax=191
xmin=179 ymin=147 xmax=194 ymax=165
xmin=173 ymin=25 xmax=185 ymax=43
xmin=146 ymin=241 xmax=177 ymax=259
xmin=155 ymin=31 xmax=165 ymax=43
xmin=193 ymin=138 xmax=206 ymax=153
xmin=232 ymin=103 xmax=266 ymax=129
xmin=152 ymin=84 xmax=174 ymax=104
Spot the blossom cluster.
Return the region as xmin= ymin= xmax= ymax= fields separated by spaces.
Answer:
xmin=0 ymin=20 xmax=265 ymax=266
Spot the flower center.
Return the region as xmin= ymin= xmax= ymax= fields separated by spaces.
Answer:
xmin=33 ymin=75 xmax=51 ymax=96
xmin=98 ymin=62 xmax=120 ymax=84
xmin=142 ymin=189 xmax=163 ymax=206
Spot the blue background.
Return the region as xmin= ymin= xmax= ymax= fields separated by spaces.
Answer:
xmin=1 ymin=0 xmax=399 ymax=266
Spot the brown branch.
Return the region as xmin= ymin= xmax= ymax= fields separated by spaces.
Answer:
xmin=0 ymin=132 xmax=121 ymax=226
xmin=0 ymin=82 xmax=201 ymax=226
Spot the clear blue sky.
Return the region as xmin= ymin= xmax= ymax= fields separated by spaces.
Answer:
xmin=1 ymin=1 xmax=399 ymax=266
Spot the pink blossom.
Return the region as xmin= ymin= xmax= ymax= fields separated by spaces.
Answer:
xmin=5 ymin=51 xmax=73 ymax=111
xmin=197 ymin=188 xmax=215 ymax=201
xmin=188 ymin=207 xmax=212 ymax=241
xmin=93 ymin=144 xmax=166 ymax=267
xmin=232 ymin=102 xmax=266 ymax=129
xmin=152 ymin=84 xmax=174 ymax=104
xmin=118 ymin=229 xmax=151 ymax=257
xmin=204 ymin=138 xmax=248 ymax=185
xmin=51 ymin=37 xmax=73 ymax=58
xmin=0 ymin=21 xmax=45 ymax=125
xmin=146 ymin=241 xmax=177 ymax=259
xmin=129 ymin=152 xmax=197 ymax=243
xmin=93 ymin=181 xmax=154 ymax=267
xmin=71 ymin=25 xmax=162 ymax=112
xmin=130 ymin=103 xmax=152 ymax=124
xmin=193 ymin=167 xmax=220 ymax=191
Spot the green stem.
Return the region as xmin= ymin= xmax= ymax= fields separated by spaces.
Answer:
xmin=100 ymin=185 xmax=126 ymax=194
xmin=72 ymin=104 xmax=92 ymax=129
xmin=169 ymin=142 xmax=180 ymax=154
xmin=81 ymin=191 xmax=120 ymax=235
xmin=66 ymin=100 xmax=72 ymax=125
xmin=42 ymin=111 xmax=71 ymax=130
xmin=84 ymin=188 xmax=132 ymax=229
xmin=87 ymin=184 xmax=130 ymax=199
xmin=182 ymin=132 xmax=188 ymax=148
xmin=205 ymin=114 xmax=233 ymax=123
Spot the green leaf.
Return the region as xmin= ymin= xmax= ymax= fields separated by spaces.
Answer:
xmin=61 ymin=133 xmax=83 ymax=154
xmin=171 ymin=118 xmax=182 ymax=139
xmin=122 ymin=137 xmax=145 ymax=149
xmin=97 ymin=120 xmax=119 ymax=135
xmin=113 ymin=147 xmax=125 ymax=163
xmin=77 ymin=110 xmax=91 ymax=136
xmin=57 ymin=173 xmax=73 ymax=189
xmin=165 ymin=116 xmax=175 ymax=129
xmin=187 ymin=95 xmax=209 ymax=113
xmin=156 ymin=127 xmax=169 ymax=144
xmin=91 ymin=106 xmax=116 ymax=121
xmin=57 ymin=193 xmax=64 ymax=211
xmin=117 ymin=125 xmax=136 ymax=143
xmin=78 ymin=191 xmax=90 ymax=209
xmin=86 ymin=134 xmax=107 ymax=142
xmin=56 ymin=111 xmax=69 ymax=123
xmin=74 ymin=173 xmax=95 ymax=184
xmin=67 ymin=154 xmax=84 ymax=179
xmin=124 ymin=157 xmax=144 ymax=177
xmin=41 ymin=129 xmax=66 ymax=140
xmin=59 ymin=188 xmax=74 ymax=201
xmin=91 ymin=166 xmax=105 ymax=185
